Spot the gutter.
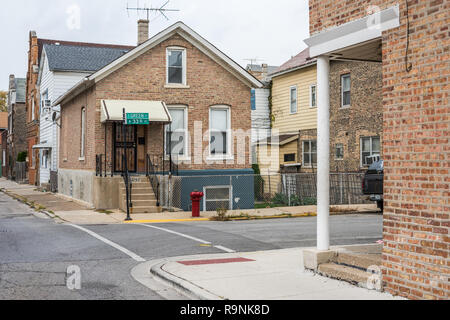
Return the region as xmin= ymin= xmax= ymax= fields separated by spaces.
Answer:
xmin=52 ymin=76 xmax=94 ymax=107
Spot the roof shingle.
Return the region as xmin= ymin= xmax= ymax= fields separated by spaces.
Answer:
xmin=44 ymin=44 xmax=133 ymax=72
xmin=269 ymin=48 xmax=316 ymax=76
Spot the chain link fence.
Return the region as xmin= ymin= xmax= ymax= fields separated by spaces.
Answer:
xmin=156 ymin=172 xmax=368 ymax=212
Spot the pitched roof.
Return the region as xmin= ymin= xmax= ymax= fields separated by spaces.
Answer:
xmin=37 ymin=38 xmax=134 ymax=64
xmin=44 ymin=44 xmax=133 ymax=72
xmin=14 ymin=78 xmax=26 ymax=103
xmin=54 ymin=21 xmax=263 ymax=106
xmin=0 ymin=112 xmax=8 ymax=129
xmin=269 ymin=48 xmax=317 ymax=77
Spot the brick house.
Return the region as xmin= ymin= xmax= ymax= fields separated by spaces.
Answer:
xmin=305 ymin=1 xmax=449 ymax=299
xmin=54 ymin=21 xmax=262 ymax=212
xmin=7 ymin=75 xmax=27 ymax=181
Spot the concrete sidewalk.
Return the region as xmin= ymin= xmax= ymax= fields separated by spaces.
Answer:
xmin=134 ymin=246 xmax=404 ymax=300
xmin=0 ymin=177 xmax=379 ymax=225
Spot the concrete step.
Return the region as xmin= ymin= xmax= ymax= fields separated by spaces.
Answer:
xmin=318 ymin=263 xmax=370 ymax=287
xmin=124 ymin=194 xmax=157 ymax=201
xmin=121 ymin=187 xmax=154 ymax=194
xmin=130 ymin=200 xmax=157 ymax=207
xmin=131 ymin=206 xmax=161 ymax=214
xmin=119 ymin=182 xmax=152 ymax=189
xmin=336 ymin=252 xmax=382 ymax=270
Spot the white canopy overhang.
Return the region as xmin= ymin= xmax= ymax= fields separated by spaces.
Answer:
xmin=100 ymin=99 xmax=172 ymax=124
xmin=32 ymin=143 xmax=52 ymax=150
xmin=304 ymin=5 xmax=400 ymax=61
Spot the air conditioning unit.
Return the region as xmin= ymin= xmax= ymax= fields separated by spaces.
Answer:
xmin=42 ymin=100 xmax=52 ymax=113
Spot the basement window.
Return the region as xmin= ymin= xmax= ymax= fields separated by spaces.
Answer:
xmin=203 ymin=186 xmax=232 ymax=211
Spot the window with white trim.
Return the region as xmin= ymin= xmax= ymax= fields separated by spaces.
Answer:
xmin=167 ymin=48 xmax=186 ymax=85
xmin=290 ymin=86 xmax=298 ymax=114
xmin=302 ymin=140 xmax=317 ymax=167
xmin=210 ymin=106 xmax=230 ymax=156
xmin=204 ymin=186 xmax=231 ymax=211
xmin=165 ymin=106 xmax=188 ymax=157
xmin=31 ymin=97 xmax=35 ymax=121
xmin=2 ymin=150 xmax=5 ymax=167
xmin=341 ymin=74 xmax=351 ymax=107
xmin=80 ymin=107 xmax=86 ymax=158
xmin=310 ymin=84 xmax=317 ymax=108
xmin=361 ymin=136 xmax=380 ymax=166
xmin=335 ymin=143 xmax=344 ymax=160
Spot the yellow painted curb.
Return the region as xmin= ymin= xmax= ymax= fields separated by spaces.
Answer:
xmin=124 ymin=218 xmax=210 ymax=224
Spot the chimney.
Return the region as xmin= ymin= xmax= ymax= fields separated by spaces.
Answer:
xmin=261 ymin=63 xmax=268 ymax=79
xmin=137 ymin=19 xmax=149 ymax=45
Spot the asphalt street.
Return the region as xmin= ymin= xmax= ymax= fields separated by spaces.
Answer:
xmin=0 ymin=191 xmax=383 ymax=300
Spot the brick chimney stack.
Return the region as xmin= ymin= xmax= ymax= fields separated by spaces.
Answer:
xmin=261 ymin=63 xmax=268 ymax=80
xmin=137 ymin=19 xmax=149 ymax=45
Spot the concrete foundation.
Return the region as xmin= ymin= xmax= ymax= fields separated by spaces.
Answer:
xmin=58 ymin=169 xmax=95 ymax=206
xmin=93 ymin=176 xmax=122 ymax=210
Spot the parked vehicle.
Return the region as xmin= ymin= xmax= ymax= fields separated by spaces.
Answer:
xmin=362 ymin=160 xmax=384 ymax=212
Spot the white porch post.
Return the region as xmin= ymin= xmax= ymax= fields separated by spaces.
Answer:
xmin=317 ymin=55 xmax=330 ymax=251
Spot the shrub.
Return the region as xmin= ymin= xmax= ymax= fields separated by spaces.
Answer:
xmin=17 ymin=151 xmax=27 ymax=162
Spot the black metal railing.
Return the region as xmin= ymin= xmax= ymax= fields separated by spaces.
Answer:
xmin=146 ymin=155 xmax=160 ymax=207
xmin=146 ymin=154 xmax=179 ymax=176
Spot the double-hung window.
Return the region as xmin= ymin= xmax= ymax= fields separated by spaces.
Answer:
xmin=290 ymin=86 xmax=298 ymax=114
xmin=167 ymin=48 xmax=186 ymax=85
xmin=166 ymin=106 xmax=187 ymax=157
xmin=361 ymin=136 xmax=381 ymax=166
xmin=310 ymin=84 xmax=317 ymax=108
xmin=80 ymin=107 xmax=86 ymax=159
xmin=341 ymin=74 xmax=351 ymax=107
xmin=303 ymin=140 xmax=317 ymax=167
xmin=210 ymin=106 xmax=230 ymax=157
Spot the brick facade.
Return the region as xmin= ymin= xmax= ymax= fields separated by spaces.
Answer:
xmin=59 ymin=33 xmax=253 ymax=173
xmin=26 ymin=32 xmax=40 ymax=186
xmin=309 ymin=0 xmax=449 ymax=300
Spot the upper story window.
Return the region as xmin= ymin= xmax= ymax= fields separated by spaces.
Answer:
xmin=41 ymin=90 xmax=50 ymax=115
xmin=290 ymin=86 xmax=298 ymax=114
xmin=210 ymin=106 xmax=230 ymax=157
xmin=310 ymin=84 xmax=317 ymax=108
xmin=341 ymin=74 xmax=351 ymax=107
xmin=31 ymin=96 xmax=35 ymax=121
xmin=167 ymin=48 xmax=186 ymax=85
xmin=165 ymin=106 xmax=188 ymax=157
xmin=80 ymin=107 xmax=86 ymax=159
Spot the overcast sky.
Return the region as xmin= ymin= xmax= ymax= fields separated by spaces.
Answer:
xmin=0 ymin=0 xmax=310 ymax=91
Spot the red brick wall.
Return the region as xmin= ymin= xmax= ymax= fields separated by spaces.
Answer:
xmin=61 ymin=33 xmax=253 ymax=172
xmin=309 ymin=0 xmax=449 ymax=300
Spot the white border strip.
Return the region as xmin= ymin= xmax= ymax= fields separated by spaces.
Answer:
xmin=68 ymin=224 xmax=146 ymax=262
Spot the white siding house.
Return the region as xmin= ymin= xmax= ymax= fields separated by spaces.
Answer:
xmin=251 ymin=88 xmax=271 ymax=163
xmin=37 ymin=50 xmax=91 ymax=187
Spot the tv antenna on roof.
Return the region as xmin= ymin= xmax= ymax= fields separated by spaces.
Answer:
xmin=127 ymin=0 xmax=179 ymax=21
xmin=244 ymin=58 xmax=266 ymax=67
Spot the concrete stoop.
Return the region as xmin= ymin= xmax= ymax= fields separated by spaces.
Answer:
xmin=304 ymin=244 xmax=383 ymax=290
xmin=119 ymin=177 xmax=161 ymax=214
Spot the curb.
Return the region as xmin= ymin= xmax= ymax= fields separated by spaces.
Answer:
xmin=150 ymin=261 xmax=224 ymax=300
xmin=0 ymin=188 xmax=65 ymax=222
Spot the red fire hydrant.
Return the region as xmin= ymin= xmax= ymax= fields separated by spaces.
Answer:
xmin=190 ymin=191 xmax=204 ymax=218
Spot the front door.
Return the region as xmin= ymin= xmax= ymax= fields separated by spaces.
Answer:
xmin=114 ymin=123 xmax=137 ymax=173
